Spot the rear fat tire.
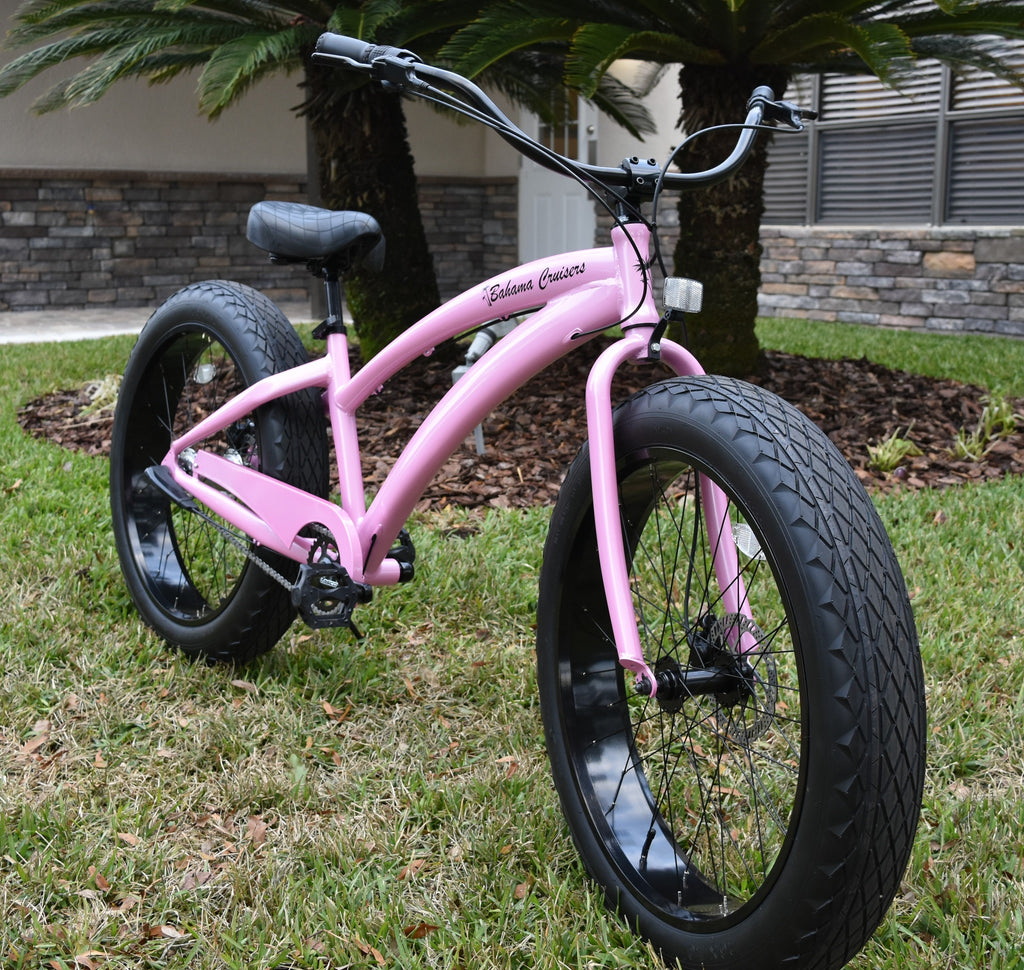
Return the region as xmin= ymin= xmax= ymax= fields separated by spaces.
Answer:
xmin=537 ymin=375 xmax=925 ymax=969
xmin=110 ymin=281 xmax=329 ymax=663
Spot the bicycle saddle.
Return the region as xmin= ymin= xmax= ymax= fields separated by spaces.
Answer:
xmin=246 ymin=201 xmax=385 ymax=272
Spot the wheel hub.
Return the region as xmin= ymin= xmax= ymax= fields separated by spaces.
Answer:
xmin=637 ymin=613 xmax=779 ymax=741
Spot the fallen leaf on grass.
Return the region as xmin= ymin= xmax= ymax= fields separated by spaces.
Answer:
xmin=87 ymin=867 xmax=110 ymax=891
xmin=323 ymin=700 xmax=352 ymax=722
xmin=246 ymin=816 xmax=269 ymax=845
xmin=399 ymin=858 xmax=428 ymax=880
xmin=117 ymin=833 xmax=141 ymax=847
xmin=403 ymin=922 xmax=440 ymax=939
xmin=181 ymin=870 xmax=214 ymax=890
xmin=145 ymin=924 xmax=186 ymax=940
xmin=350 ymin=937 xmax=385 ymax=965
xmin=230 ymin=679 xmax=258 ymax=693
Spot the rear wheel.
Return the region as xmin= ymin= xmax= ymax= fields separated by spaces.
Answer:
xmin=110 ymin=281 xmax=329 ymax=663
xmin=537 ymin=375 xmax=925 ymax=969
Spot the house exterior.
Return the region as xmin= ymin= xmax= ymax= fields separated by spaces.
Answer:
xmin=2 ymin=0 xmax=1021 ymax=339
xmin=761 ymin=49 xmax=1024 ymax=337
xmin=0 ymin=0 xmax=677 ymax=318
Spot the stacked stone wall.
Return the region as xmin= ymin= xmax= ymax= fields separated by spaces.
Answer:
xmin=759 ymin=227 xmax=1024 ymax=338
xmin=0 ymin=172 xmax=520 ymax=315
xmin=0 ymin=172 xmax=310 ymax=311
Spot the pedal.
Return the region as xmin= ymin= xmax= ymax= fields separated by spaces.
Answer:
xmin=386 ymin=528 xmax=416 ymax=581
xmin=291 ymin=561 xmax=371 ymax=635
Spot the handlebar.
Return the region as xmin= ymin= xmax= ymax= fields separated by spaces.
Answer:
xmin=312 ymin=32 xmax=815 ymax=198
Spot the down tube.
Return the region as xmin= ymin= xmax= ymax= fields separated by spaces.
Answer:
xmin=360 ymin=286 xmax=619 ymax=575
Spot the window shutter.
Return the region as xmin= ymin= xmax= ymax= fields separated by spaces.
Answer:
xmin=817 ymin=124 xmax=935 ymax=223
xmin=763 ymin=131 xmax=809 ymax=224
xmin=820 ymin=66 xmax=942 ymax=121
xmin=951 ymin=42 xmax=1024 ymax=111
xmin=947 ymin=118 xmax=1024 ymax=224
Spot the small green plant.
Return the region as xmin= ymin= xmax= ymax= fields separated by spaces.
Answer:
xmin=979 ymin=394 xmax=1018 ymax=440
xmin=950 ymin=394 xmax=1019 ymax=461
xmin=79 ymin=373 xmax=122 ymax=417
xmin=951 ymin=427 xmax=988 ymax=461
xmin=868 ymin=428 xmax=922 ymax=473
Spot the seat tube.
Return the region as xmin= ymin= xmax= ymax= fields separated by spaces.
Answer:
xmin=325 ymin=331 xmax=366 ymax=518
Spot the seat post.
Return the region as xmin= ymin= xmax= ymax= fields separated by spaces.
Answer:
xmin=313 ymin=266 xmax=348 ymax=339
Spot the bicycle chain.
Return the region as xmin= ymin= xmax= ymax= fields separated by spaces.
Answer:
xmin=181 ymin=502 xmax=335 ymax=594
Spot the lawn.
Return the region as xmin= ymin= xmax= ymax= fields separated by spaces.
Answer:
xmin=1 ymin=319 xmax=1022 ymax=969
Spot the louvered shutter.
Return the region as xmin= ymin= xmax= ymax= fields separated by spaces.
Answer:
xmin=950 ymin=43 xmax=1024 ymax=111
xmin=820 ymin=67 xmax=942 ymax=121
xmin=946 ymin=40 xmax=1024 ymax=223
xmin=947 ymin=119 xmax=1024 ymax=224
xmin=817 ymin=125 xmax=936 ymax=223
xmin=763 ymin=131 xmax=809 ymax=224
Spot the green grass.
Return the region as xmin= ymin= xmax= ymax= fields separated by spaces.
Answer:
xmin=2 ymin=322 xmax=1023 ymax=969
xmin=758 ymin=317 xmax=1024 ymax=397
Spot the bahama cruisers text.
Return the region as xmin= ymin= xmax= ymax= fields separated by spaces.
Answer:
xmin=482 ymin=261 xmax=586 ymax=307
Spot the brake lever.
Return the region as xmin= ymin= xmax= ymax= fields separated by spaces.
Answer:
xmin=766 ymin=99 xmax=819 ymax=131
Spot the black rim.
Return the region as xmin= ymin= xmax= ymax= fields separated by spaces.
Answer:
xmin=556 ymin=449 xmax=807 ymax=930
xmin=116 ymin=327 xmax=257 ymax=624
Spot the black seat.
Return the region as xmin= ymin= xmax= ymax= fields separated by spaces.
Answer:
xmin=246 ymin=201 xmax=385 ymax=272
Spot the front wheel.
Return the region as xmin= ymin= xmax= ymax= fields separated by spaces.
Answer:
xmin=537 ymin=376 xmax=925 ymax=969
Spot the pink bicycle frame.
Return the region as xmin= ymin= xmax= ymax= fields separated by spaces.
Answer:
xmin=161 ymin=222 xmax=750 ymax=691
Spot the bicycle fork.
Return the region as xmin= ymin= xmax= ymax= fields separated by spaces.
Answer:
xmin=585 ymin=330 xmax=754 ymax=697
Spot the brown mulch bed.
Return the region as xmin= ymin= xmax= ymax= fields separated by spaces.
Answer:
xmin=17 ymin=342 xmax=1024 ymax=510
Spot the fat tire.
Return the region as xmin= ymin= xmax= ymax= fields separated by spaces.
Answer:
xmin=537 ymin=375 xmax=925 ymax=969
xmin=110 ymin=281 xmax=329 ymax=663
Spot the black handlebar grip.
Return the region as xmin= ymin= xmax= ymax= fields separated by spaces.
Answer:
xmin=315 ymin=32 xmax=374 ymax=62
xmin=315 ymin=32 xmax=421 ymax=66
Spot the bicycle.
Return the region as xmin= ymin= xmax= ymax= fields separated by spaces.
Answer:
xmin=110 ymin=32 xmax=926 ymax=970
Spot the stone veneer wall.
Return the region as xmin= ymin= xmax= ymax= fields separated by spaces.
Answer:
xmin=0 ymin=172 xmax=519 ymax=314
xmin=759 ymin=227 xmax=1024 ymax=338
xmin=418 ymin=176 xmax=518 ymax=301
xmin=0 ymin=171 xmax=310 ymax=312
xmin=6 ymin=172 xmax=1022 ymax=339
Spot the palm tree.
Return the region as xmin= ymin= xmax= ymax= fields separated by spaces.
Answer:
xmin=0 ymin=0 xmax=653 ymax=357
xmin=0 ymin=0 xmax=475 ymax=355
xmin=450 ymin=0 xmax=1024 ymax=375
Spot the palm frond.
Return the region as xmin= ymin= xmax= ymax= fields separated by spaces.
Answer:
xmin=197 ymin=24 xmax=309 ymax=115
xmin=909 ymin=35 xmax=1024 ymax=87
xmin=753 ymin=14 xmax=914 ymax=82
xmin=886 ymin=3 xmax=1024 ymax=42
xmin=566 ymin=23 xmax=718 ymax=94
xmin=590 ymin=70 xmax=657 ymax=138
xmin=325 ymin=0 xmax=402 ymax=41
xmin=443 ymin=7 xmax=575 ymax=78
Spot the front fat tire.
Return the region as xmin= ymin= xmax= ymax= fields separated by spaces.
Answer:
xmin=110 ymin=281 xmax=329 ymax=663
xmin=537 ymin=375 xmax=925 ymax=970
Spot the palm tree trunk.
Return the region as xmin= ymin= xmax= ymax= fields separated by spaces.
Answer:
xmin=306 ymin=73 xmax=440 ymax=359
xmin=672 ymin=64 xmax=788 ymax=377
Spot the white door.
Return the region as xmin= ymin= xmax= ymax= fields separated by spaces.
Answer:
xmin=518 ymin=92 xmax=598 ymax=263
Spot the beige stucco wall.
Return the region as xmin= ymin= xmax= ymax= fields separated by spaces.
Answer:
xmin=1 ymin=0 xmax=675 ymax=181
xmin=0 ymin=0 xmax=517 ymax=179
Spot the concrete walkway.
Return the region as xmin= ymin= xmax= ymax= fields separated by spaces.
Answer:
xmin=0 ymin=301 xmax=313 ymax=345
